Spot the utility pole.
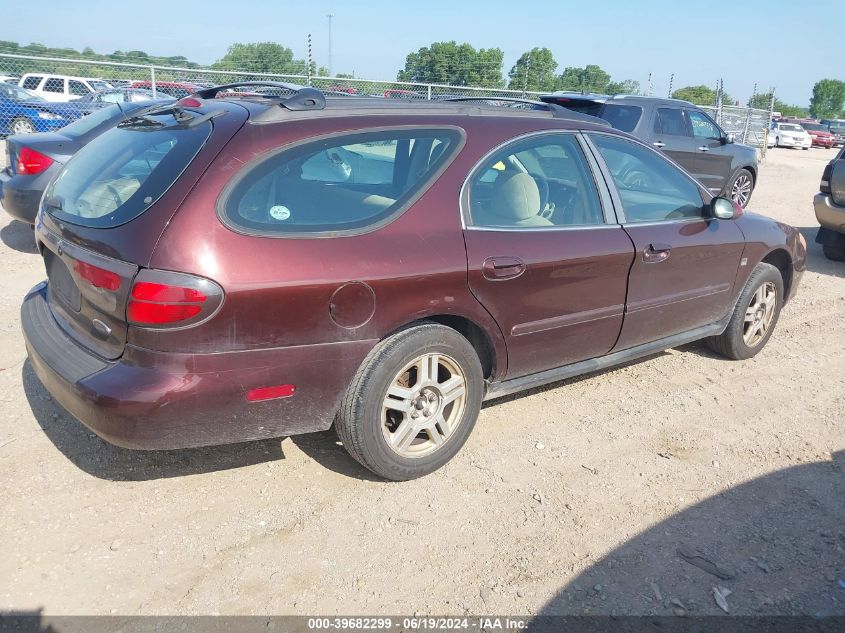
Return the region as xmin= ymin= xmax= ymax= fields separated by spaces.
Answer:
xmin=667 ymin=73 xmax=674 ymax=98
xmin=522 ymin=51 xmax=531 ymax=97
xmin=647 ymin=73 xmax=653 ymax=97
xmin=326 ymin=13 xmax=335 ymax=77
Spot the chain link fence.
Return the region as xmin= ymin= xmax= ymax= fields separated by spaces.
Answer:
xmin=0 ymin=53 xmax=772 ymax=150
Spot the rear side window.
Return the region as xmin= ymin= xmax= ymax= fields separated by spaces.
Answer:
xmin=221 ymin=128 xmax=460 ymax=235
xmin=22 ymin=76 xmax=41 ymax=90
xmin=44 ymin=78 xmax=65 ymax=94
xmin=44 ymin=113 xmax=211 ymax=228
xmin=599 ymin=104 xmax=642 ymax=133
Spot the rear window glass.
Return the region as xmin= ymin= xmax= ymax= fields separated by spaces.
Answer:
xmin=57 ymin=103 xmax=122 ymax=138
xmin=221 ymin=128 xmax=460 ymax=235
xmin=44 ymin=113 xmax=211 ymax=228
xmin=545 ymin=100 xmax=642 ymax=133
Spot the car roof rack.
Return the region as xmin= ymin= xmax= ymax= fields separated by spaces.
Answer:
xmin=192 ymin=81 xmax=326 ymax=111
xmin=441 ymin=96 xmax=610 ymax=127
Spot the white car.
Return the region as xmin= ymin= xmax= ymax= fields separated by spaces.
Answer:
xmin=18 ymin=73 xmax=113 ymax=102
xmin=768 ymin=121 xmax=812 ymax=150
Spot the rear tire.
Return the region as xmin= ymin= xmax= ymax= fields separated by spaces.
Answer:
xmin=335 ymin=323 xmax=483 ymax=481
xmin=706 ymin=263 xmax=783 ymax=360
xmin=822 ymin=242 xmax=845 ymax=261
xmin=727 ymin=168 xmax=754 ymax=208
xmin=10 ymin=117 xmax=35 ymax=135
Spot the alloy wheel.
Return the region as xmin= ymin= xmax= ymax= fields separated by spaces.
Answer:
xmin=11 ymin=118 xmax=35 ymax=135
xmin=731 ymin=174 xmax=753 ymax=207
xmin=743 ymin=282 xmax=777 ymax=347
xmin=381 ymin=352 xmax=467 ymax=458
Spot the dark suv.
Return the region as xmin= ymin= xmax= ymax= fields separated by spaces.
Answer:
xmin=540 ymin=94 xmax=759 ymax=208
xmin=21 ymin=84 xmax=805 ymax=480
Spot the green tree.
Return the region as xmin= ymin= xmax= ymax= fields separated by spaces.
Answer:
xmin=397 ymin=41 xmax=504 ymax=87
xmin=555 ymin=64 xmax=610 ymax=93
xmin=747 ymin=93 xmax=808 ymax=117
xmin=606 ymin=79 xmax=640 ymax=95
xmin=809 ymin=79 xmax=845 ymax=119
xmin=507 ymin=47 xmax=558 ymax=92
xmin=671 ymin=85 xmax=733 ymax=106
xmin=213 ymin=42 xmax=308 ymax=74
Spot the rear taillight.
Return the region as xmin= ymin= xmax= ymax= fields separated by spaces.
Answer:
xmin=127 ymin=270 xmax=223 ymax=328
xmin=17 ymin=146 xmax=54 ymax=176
xmin=74 ymin=261 xmax=121 ymax=291
xmin=820 ymin=163 xmax=833 ymax=194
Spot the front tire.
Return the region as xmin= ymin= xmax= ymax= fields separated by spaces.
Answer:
xmin=706 ymin=263 xmax=783 ymax=360
xmin=336 ymin=323 xmax=483 ymax=480
xmin=10 ymin=117 xmax=35 ymax=135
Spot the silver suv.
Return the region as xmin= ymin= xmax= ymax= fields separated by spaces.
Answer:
xmin=815 ymin=146 xmax=845 ymax=261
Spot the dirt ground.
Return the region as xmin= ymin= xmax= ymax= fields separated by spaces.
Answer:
xmin=0 ymin=143 xmax=843 ymax=618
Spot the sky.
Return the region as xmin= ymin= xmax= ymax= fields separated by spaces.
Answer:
xmin=2 ymin=0 xmax=842 ymax=105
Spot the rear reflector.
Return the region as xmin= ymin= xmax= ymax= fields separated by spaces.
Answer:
xmin=246 ymin=384 xmax=296 ymax=402
xmin=74 ymin=261 xmax=121 ymax=291
xmin=17 ymin=146 xmax=54 ymax=176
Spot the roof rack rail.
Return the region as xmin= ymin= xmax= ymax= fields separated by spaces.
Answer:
xmin=192 ymin=81 xmax=326 ymax=111
xmin=441 ymin=96 xmax=610 ymax=126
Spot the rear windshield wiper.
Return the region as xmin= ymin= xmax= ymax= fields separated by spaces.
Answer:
xmin=117 ymin=107 xmax=224 ymax=131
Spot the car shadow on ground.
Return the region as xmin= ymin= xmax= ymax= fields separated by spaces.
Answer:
xmin=0 ymin=220 xmax=38 ymax=254
xmin=290 ymin=431 xmax=387 ymax=482
xmin=798 ymin=226 xmax=845 ymax=279
xmin=22 ymin=360 xmax=285 ymax=481
xmin=525 ymin=451 xmax=845 ymax=626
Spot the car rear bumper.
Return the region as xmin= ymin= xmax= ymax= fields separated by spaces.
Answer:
xmin=814 ymin=192 xmax=845 ymax=232
xmin=0 ymin=167 xmax=55 ymax=224
xmin=811 ymin=138 xmax=836 ymax=148
xmin=22 ymin=284 xmax=376 ymax=450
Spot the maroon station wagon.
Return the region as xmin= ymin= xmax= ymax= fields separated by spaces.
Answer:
xmin=21 ymin=84 xmax=806 ymax=480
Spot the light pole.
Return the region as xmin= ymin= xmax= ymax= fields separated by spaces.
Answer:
xmin=326 ymin=12 xmax=335 ymax=77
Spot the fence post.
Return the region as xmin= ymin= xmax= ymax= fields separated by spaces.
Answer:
xmin=427 ymin=84 xmax=432 ymax=100
xmin=150 ymin=66 xmax=157 ymax=98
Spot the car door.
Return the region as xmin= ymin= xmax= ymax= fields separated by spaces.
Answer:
xmin=585 ymin=132 xmax=745 ymax=351
xmin=462 ymin=132 xmax=634 ymax=379
xmin=686 ymin=108 xmax=733 ymax=194
xmin=650 ymin=106 xmax=699 ymax=175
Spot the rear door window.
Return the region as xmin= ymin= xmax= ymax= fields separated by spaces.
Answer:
xmin=221 ymin=128 xmax=461 ymax=236
xmin=654 ymin=108 xmax=690 ymax=136
xmin=44 ymin=112 xmax=212 ymax=228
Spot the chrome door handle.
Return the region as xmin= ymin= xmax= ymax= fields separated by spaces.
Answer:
xmin=482 ymin=256 xmax=526 ymax=280
xmin=653 ymin=141 xmax=665 ymax=148
xmin=698 ymin=146 xmax=710 ymax=151
xmin=643 ymin=243 xmax=672 ymax=263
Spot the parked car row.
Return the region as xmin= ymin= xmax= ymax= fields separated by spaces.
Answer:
xmin=769 ymin=117 xmax=843 ymax=150
xmin=6 ymin=82 xmax=805 ymax=480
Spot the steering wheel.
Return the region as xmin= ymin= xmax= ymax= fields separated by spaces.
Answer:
xmin=621 ymin=169 xmax=653 ymax=189
xmin=531 ymin=175 xmax=552 ymax=219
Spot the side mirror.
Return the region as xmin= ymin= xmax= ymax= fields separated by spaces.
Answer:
xmin=710 ymin=196 xmax=742 ymax=220
xmin=723 ymin=133 xmax=736 ymax=145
